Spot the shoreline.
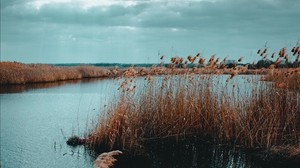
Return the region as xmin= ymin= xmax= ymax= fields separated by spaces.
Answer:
xmin=0 ymin=62 xmax=112 ymax=85
xmin=0 ymin=61 xmax=269 ymax=85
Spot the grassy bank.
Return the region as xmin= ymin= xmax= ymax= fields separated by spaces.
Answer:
xmin=0 ymin=62 xmax=269 ymax=85
xmin=0 ymin=62 xmax=111 ymax=84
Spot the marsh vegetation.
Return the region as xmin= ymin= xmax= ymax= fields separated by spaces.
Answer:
xmin=0 ymin=62 xmax=111 ymax=84
xmin=1 ymin=45 xmax=300 ymax=167
xmin=80 ymin=45 xmax=300 ymax=167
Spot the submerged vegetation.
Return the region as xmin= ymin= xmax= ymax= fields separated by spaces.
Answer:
xmin=78 ymin=45 xmax=300 ymax=166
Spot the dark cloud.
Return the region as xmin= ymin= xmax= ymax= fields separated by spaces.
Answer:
xmin=1 ymin=0 xmax=30 ymax=9
xmin=1 ymin=2 xmax=147 ymax=27
xmin=2 ymin=0 xmax=300 ymax=30
xmin=1 ymin=0 xmax=300 ymax=63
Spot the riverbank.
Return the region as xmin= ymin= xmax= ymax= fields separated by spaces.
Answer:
xmin=0 ymin=62 xmax=112 ymax=84
xmin=1 ymin=61 xmax=268 ymax=85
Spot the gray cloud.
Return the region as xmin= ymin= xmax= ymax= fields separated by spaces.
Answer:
xmin=1 ymin=0 xmax=300 ymax=63
xmin=2 ymin=0 xmax=299 ymax=29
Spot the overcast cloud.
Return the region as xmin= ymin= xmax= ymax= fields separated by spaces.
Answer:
xmin=1 ymin=0 xmax=300 ymax=63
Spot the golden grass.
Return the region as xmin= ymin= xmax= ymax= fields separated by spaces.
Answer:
xmin=1 ymin=43 xmax=299 ymax=85
xmin=94 ymin=150 xmax=122 ymax=168
xmin=263 ymin=68 xmax=300 ymax=91
xmin=85 ymin=74 xmax=300 ymax=156
xmin=84 ymin=45 xmax=300 ymax=158
xmin=0 ymin=61 xmax=269 ymax=85
xmin=0 ymin=62 xmax=110 ymax=84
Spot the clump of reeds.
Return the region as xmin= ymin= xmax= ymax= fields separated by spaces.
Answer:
xmin=263 ymin=68 xmax=300 ymax=91
xmin=0 ymin=62 xmax=111 ymax=84
xmin=83 ymin=46 xmax=300 ymax=160
xmin=86 ymin=76 xmax=299 ymax=156
xmin=13 ymin=44 xmax=290 ymax=164
xmin=257 ymin=44 xmax=300 ymax=91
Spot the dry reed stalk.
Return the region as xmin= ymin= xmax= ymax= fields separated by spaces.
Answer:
xmin=94 ymin=150 xmax=122 ymax=168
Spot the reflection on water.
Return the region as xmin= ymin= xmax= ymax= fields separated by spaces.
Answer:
xmin=0 ymin=78 xmax=105 ymax=94
xmin=113 ymin=137 xmax=299 ymax=168
xmin=145 ymin=139 xmax=254 ymax=168
xmin=1 ymin=75 xmax=295 ymax=168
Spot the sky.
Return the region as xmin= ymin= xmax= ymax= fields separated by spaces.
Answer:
xmin=1 ymin=0 xmax=300 ymax=64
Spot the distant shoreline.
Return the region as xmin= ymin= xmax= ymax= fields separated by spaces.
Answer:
xmin=0 ymin=61 xmax=275 ymax=85
xmin=0 ymin=62 xmax=115 ymax=85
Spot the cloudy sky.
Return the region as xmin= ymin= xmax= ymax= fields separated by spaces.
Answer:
xmin=1 ymin=0 xmax=300 ymax=64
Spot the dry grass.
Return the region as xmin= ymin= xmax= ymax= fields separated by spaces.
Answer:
xmin=1 ymin=44 xmax=299 ymax=85
xmin=85 ymin=74 xmax=300 ymax=156
xmin=0 ymin=62 xmax=111 ymax=84
xmin=263 ymin=68 xmax=300 ymax=91
xmin=0 ymin=62 xmax=267 ymax=85
xmin=94 ymin=150 xmax=122 ymax=168
xmin=84 ymin=45 xmax=300 ymax=159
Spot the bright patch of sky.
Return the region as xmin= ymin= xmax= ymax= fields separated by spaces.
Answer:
xmin=28 ymin=0 xmax=140 ymax=10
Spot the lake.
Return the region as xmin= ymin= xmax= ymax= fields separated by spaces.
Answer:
xmin=0 ymin=75 xmax=278 ymax=168
xmin=0 ymin=78 xmax=121 ymax=168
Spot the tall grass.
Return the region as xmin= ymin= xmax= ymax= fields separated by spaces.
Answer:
xmin=85 ymin=73 xmax=300 ymax=156
xmin=84 ymin=44 xmax=300 ymax=158
xmin=0 ymin=62 xmax=111 ymax=84
xmin=263 ymin=68 xmax=300 ymax=91
xmin=1 ymin=62 xmax=269 ymax=85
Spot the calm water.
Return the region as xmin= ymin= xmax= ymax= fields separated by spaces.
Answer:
xmin=0 ymin=75 xmax=284 ymax=168
xmin=0 ymin=78 xmax=120 ymax=168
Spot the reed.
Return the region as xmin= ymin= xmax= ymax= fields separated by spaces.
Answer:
xmin=0 ymin=62 xmax=111 ymax=84
xmin=84 ymin=45 xmax=300 ymax=159
xmin=94 ymin=150 xmax=122 ymax=168
xmin=85 ymin=73 xmax=300 ymax=156
xmin=1 ymin=61 xmax=271 ymax=85
xmin=263 ymin=68 xmax=300 ymax=91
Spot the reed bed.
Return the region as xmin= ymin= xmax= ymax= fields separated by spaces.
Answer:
xmin=86 ymin=74 xmax=300 ymax=157
xmin=263 ymin=68 xmax=300 ymax=91
xmin=84 ymin=45 xmax=300 ymax=160
xmin=0 ymin=62 xmax=111 ymax=84
xmin=1 ymin=62 xmax=269 ymax=85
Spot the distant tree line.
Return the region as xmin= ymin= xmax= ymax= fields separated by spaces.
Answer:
xmin=51 ymin=59 xmax=299 ymax=69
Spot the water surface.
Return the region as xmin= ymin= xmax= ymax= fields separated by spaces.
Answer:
xmin=1 ymin=78 xmax=119 ymax=168
xmin=0 ymin=75 xmax=283 ymax=168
